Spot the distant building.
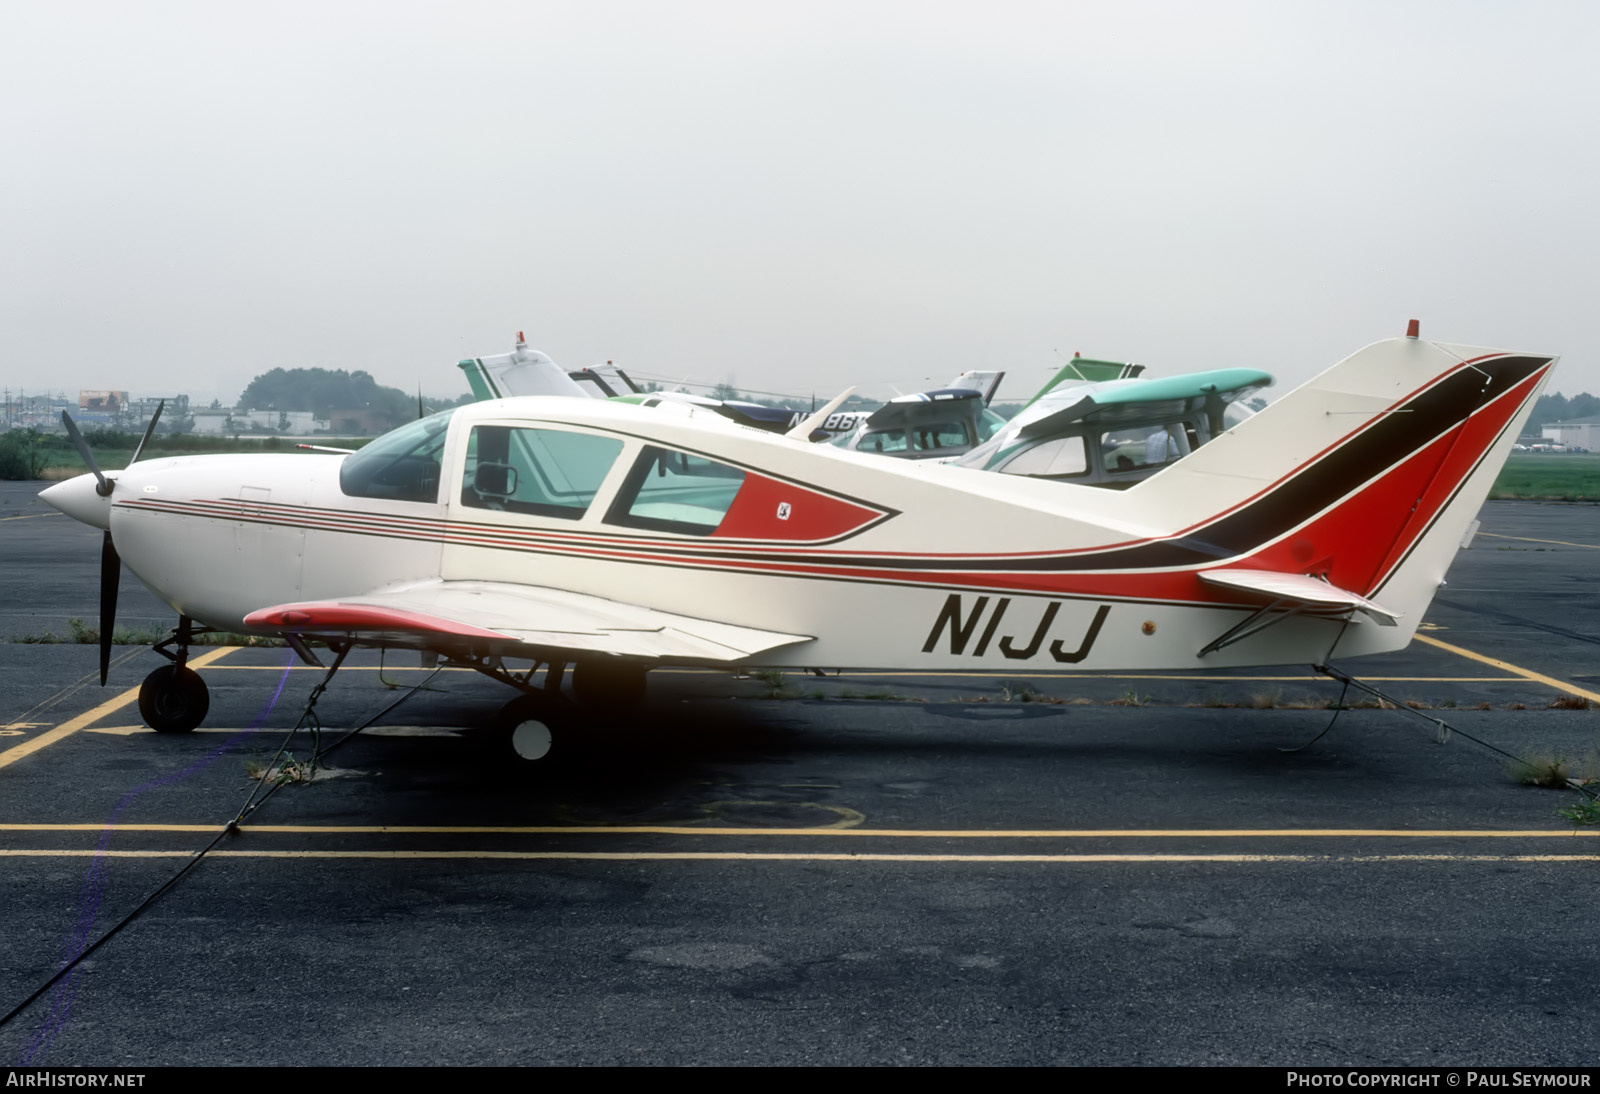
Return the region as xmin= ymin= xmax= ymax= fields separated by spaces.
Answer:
xmin=79 ymin=390 xmax=129 ymax=412
xmin=1541 ymin=417 xmax=1600 ymax=451
xmin=326 ymin=408 xmax=391 ymax=435
xmin=190 ymin=408 xmax=328 ymax=435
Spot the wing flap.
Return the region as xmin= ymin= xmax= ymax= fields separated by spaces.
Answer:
xmin=245 ymin=580 xmax=813 ymax=662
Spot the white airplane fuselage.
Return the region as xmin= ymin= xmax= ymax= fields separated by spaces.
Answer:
xmin=41 ymin=334 xmax=1556 ymax=676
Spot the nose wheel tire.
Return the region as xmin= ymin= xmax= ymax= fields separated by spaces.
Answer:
xmin=138 ymin=664 xmax=210 ymax=733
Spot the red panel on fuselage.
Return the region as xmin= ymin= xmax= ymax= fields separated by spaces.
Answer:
xmin=711 ymin=473 xmax=884 ymax=542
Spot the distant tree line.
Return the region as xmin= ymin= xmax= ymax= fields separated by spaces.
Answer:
xmin=1527 ymin=392 xmax=1600 ymax=434
xmin=235 ymin=367 xmax=471 ymax=432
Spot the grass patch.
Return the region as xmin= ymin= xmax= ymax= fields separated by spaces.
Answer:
xmin=1488 ymin=454 xmax=1600 ymax=501
xmin=9 ymin=618 xmax=166 ymax=645
xmin=1558 ymin=797 xmax=1600 ymax=829
xmin=6 ymin=620 xmax=287 ymax=648
xmin=1548 ymin=695 xmax=1595 ymax=711
xmin=27 ymin=433 xmax=375 ymax=480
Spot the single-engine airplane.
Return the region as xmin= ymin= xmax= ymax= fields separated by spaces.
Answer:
xmin=40 ymin=322 xmax=1556 ymax=764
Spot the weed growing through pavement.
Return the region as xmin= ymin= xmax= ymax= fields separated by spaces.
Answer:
xmin=997 ymin=682 xmax=1059 ymax=703
xmin=246 ymin=752 xmax=313 ymax=786
xmin=1512 ymin=755 xmax=1582 ymax=789
xmin=1558 ymin=796 xmax=1600 ymax=829
xmin=747 ymin=668 xmax=798 ymax=699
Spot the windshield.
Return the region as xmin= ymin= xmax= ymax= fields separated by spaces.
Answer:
xmin=339 ymin=409 xmax=457 ymax=502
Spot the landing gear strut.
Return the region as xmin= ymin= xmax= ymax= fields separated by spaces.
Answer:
xmin=468 ymin=656 xmax=651 ymax=766
xmin=571 ymin=659 xmax=649 ymax=715
xmin=140 ymin=615 xmax=210 ymax=733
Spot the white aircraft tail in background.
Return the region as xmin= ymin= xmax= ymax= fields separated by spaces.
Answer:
xmin=458 ymin=332 xmax=592 ymax=401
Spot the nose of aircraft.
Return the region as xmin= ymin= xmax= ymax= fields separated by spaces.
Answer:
xmin=39 ymin=472 xmax=113 ymax=530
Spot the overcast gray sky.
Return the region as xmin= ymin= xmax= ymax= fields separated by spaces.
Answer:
xmin=3 ymin=0 xmax=1596 ymax=408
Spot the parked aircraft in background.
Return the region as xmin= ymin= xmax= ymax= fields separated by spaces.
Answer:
xmin=40 ymin=324 xmax=1555 ymax=768
xmin=456 ymin=333 xmax=1011 ymax=443
xmin=958 ymin=366 xmax=1273 ymax=488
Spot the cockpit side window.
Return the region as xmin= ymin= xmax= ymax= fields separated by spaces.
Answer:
xmin=605 ymin=445 xmax=746 ymax=535
xmin=339 ymin=410 xmax=455 ymax=503
xmin=460 ymin=425 xmax=624 ymax=519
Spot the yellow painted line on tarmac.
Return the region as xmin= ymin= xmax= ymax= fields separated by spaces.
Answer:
xmin=0 ymin=647 xmax=236 ymax=770
xmin=0 ymin=824 xmax=1592 ymax=838
xmin=0 ymin=512 xmax=62 ymax=521
xmin=1477 ymin=531 xmax=1600 ymax=550
xmin=0 ymin=849 xmax=1596 ymax=864
xmin=1414 ymin=634 xmax=1600 ymax=704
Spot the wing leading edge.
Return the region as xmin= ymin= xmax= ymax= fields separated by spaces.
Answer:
xmin=244 ymin=580 xmax=814 ymax=663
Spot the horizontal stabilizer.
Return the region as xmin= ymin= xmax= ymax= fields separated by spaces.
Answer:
xmin=246 ymin=580 xmax=815 ymax=662
xmin=1199 ymin=568 xmax=1399 ymax=625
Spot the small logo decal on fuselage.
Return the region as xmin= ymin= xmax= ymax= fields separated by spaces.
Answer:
xmin=776 ymin=502 xmax=791 ymax=520
xmin=921 ymin=594 xmax=1111 ymax=663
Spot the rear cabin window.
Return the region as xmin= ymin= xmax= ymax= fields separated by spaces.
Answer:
xmin=1000 ymin=435 xmax=1089 ymax=478
xmin=460 ymin=425 xmax=624 ymax=519
xmin=605 ymin=446 xmax=746 ymax=535
xmin=340 ymin=410 xmax=456 ymax=503
xmin=1100 ymin=423 xmax=1193 ymax=474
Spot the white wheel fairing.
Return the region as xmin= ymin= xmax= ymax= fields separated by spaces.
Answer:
xmin=509 ymin=719 xmax=553 ymax=761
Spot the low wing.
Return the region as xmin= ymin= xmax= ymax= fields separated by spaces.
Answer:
xmin=243 ymin=580 xmax=814 ymax=663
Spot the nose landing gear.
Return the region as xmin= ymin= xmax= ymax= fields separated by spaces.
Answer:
xmin=139 ymin=616 xmax=211 ymax=733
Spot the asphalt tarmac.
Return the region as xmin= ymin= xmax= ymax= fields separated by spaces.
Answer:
xmin=1 ymin=482 xmax=1597 ymax=1066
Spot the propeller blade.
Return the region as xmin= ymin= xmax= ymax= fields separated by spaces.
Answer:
xmin=60 ymin=411 xmax=112 ymax=497
xmin=128 ymin=399 xmax=165 ymax=465
xmin=99 ymin=531 xmax=120 ymax=686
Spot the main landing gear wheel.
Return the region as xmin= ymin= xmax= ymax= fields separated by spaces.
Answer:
xmin=493 ymin=693 xmax=571 ymax=765
xmin=138 ymin=664 xmax=210 ymax=733
xmin=571 ymin=660 xmax=649 ymax=715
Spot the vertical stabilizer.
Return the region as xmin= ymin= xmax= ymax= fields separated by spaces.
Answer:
xmin=1121 ymin=331 xmax=1556 ymax=655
